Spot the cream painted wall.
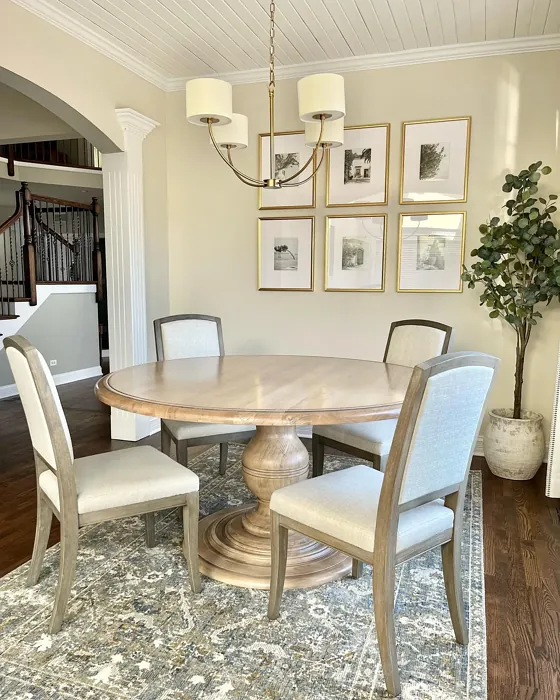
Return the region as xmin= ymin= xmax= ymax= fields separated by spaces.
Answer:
xmin=0 ymin=82 xmax=77 ymax=144
xmin=167 ymin=50 xmax=560 ymax=431
xmin=0 ymin=0 xmax=170 ymax=357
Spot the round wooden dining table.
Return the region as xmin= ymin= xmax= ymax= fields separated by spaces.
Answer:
xmin=96 ymin=355 xmax=413 ymax=589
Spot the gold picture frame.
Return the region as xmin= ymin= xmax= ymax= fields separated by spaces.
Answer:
xmin=326 ymin=124 xmax=390 ymax=207
xmin=400 ymin=117 xmax=471 ymax=205
xmin=258 ymin=216 xmax=315 ymax=291
xmin=397 ymin=211 xmax=466 ymax=293
xmin=325 ymin=214 xmax=387 ymax=292
xmin=258 ymin=130 xmax=316 ymax=210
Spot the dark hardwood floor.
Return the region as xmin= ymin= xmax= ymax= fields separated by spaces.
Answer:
xmin=0 ymin=375 xmax=559 ymax=699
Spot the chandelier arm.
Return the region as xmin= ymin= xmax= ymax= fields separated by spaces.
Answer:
xmin=282 ymin=146 xmax=326 ymax=186
xmin=280 ymin=116 xmax=325 ymax=185
xmin=227 ymin=147 xmax=264 ymax=185
xmin=208 ymin=121 xmax=264 ymax=186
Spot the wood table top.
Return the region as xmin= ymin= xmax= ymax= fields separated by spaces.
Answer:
xmin=95 ymin=355 xmax=413 ymax=426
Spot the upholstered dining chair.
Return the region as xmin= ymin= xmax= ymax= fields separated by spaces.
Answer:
xmin=4 ymin=335 xmax=201 ymax=635
xmin=312 ymin=319 xmax=453 ymax=476
xmin=268 ymin=351 xmax=499 ymax=697
xmin=154 ymin=314 xmax=256 ymax=475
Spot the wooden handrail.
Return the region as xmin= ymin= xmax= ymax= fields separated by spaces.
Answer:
xmin=0 ymin=190 xmax=22 ymax=235
xmin=32 ymin=207 xmax=75 ymax=251
xmin=31 ymin=193 xmax=94 ymax=210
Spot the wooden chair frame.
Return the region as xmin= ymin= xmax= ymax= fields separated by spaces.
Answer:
xmin=269 ymin=351 xmax=499 ymax=696
xmin=312 ymin=319 xmax=453 ymax=477
xmin=154 ymin=314 xmax=256 ymax=465
xmin=152 ymin=314 xmax=255 ymax=546
xmin=4 ymin=335 xmax=200 ymax=635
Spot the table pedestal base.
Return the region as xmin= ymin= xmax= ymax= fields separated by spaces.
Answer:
xmin=199 ymin=504 xmax=351 ymax=589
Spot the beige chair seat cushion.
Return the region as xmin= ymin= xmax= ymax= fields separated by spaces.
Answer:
xmin=313 ymin=419 xmax=398 ymax=457
xmin=270 ymin=465 xmax=453 ymax=554
xmin=163 ymin=419 xmax=254 ymax=441
xmin=39 ymin=446 xmax=199 ymax=515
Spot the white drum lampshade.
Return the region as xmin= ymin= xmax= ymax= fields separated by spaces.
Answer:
xmin=186 ymin=78 xmax=233 ymax=126
xmin=297 ymin=73 xmax=345 ymax=123
xmin=305 ymin=118 xmax=344 ymax=148
xmin=212 ymin=113 xmax=249 ymax=149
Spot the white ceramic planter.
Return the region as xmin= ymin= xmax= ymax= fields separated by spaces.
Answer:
xmin=484 ymin=409 xmax=545 ymax=480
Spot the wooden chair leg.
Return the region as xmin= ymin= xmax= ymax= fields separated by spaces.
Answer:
xmin=219 ymin=442 xmax=228 ymax=476
xmin=183 ymin=492 xmax=201 ymax=593
xmin=268 ymin=511 xmax=288 ymax=620
xmin=351 ymin=559 xmax=364 ymax=579
xmin=312 ymin=434 xmax=325 ymax=478
xmin=144 ymin=513 xmax=156 ymax=547
xmin=373 ymin=565 xmax=401 ymax=697
xmin=442 ymin=491 xmax=468 ymax=645
xmin=49 ymin=519 xmax=79 ymax=634
xmin=372 ymin=454 xmax=382 ymax=471
xmin=161 ymin=427 xmax=172 ymax=456
xmin=177 ymin=440 xmax=189 ymax=468
xmin=27 ymin=494 xmax=53 ymax=586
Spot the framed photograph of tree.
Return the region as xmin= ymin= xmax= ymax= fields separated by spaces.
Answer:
xmin=325 ymin=214 xmax=387 ymax=291
xmin=259 ymin=131 xmax=316 ymax=210
xmin=258 ymin=216 xmax=314 ymax=291
xmin=326 ymin=124 xmax=389 ymax=207
xmin=400 ymin=117 xmax=471 ymax=204
xmin=397 ymin=212 xmax=466 ymax=292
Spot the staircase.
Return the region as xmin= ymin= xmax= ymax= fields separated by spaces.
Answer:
xmin=0 ymin=183 xmax=102 ymax=335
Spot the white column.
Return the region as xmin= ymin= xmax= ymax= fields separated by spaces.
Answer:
xmin=102 ymin=108 xmax=159 ymax=441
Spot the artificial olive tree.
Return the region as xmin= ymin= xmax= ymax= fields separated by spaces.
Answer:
xmin=462 ymin=162 xmax=559 ymax=419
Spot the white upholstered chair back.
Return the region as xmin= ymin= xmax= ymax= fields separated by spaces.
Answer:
xmin=387 ymin=353 xmax=498 ymax=509
xmin=5 ymin=336 xmax=74 ymax=471
xmin=384 ymin=320 xmax=452 ymax=368
xmin=154 ymin=315 xmax=223 ymax=361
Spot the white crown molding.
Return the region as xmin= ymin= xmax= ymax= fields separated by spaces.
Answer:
xmin=115 ymin=108 xmax=160 ymax=140
xmin=10 ymin=0 xmax=560 ymax=93
xmin=167 ymin=33 xmax=560 ymax=90
xmin=9 ymin=0 xmax=171 ymax=91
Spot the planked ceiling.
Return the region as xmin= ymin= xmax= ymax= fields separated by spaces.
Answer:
xmin=11 ymin=0 xmax=560 ymax=89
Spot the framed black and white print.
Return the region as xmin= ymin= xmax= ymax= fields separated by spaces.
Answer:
xmin=400 ymin=117 xmax=471 ymax=204
xmin=397 ymin=212 xmax=466 ymax=293
xmin=326 ymin=124 xmax=389 ymax=207
xmin=258 ymin=216 xmax=314 ymax=291
xmin=325 ymin=215 xmax=386 ymax=291
xmin=258 ymin=131 xmax=316 ymax=210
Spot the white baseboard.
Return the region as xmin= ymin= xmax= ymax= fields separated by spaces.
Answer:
xmin=0 ymin=365 xmax=102 ymax=399
xmin=474 ymin=437 xmax=484 ymax=457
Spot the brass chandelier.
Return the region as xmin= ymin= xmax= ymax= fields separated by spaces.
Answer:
xmin=185 ymin=1 xmax=346 ymax=189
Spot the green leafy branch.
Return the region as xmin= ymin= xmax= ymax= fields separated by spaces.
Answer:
xmin=462 ymin=162 xmax=559 ymax=418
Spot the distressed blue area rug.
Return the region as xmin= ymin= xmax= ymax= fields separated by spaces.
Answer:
xmin=0 ymin=444 xmax=486 ymax=699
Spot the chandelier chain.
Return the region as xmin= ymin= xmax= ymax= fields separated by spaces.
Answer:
xmin=269 ymin=1 xmax=275 ymax=95
xmin=202 ymin=0 xmax=335 ymax=188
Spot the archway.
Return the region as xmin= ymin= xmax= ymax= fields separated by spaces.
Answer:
xmin=0 ymin=70 xmax=158 ymax=441
xmin=0 ymin=68 xmax=121 ymax=154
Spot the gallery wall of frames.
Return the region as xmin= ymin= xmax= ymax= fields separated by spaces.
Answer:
xmin=257 ymin=116 xmax=471 ymax=294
